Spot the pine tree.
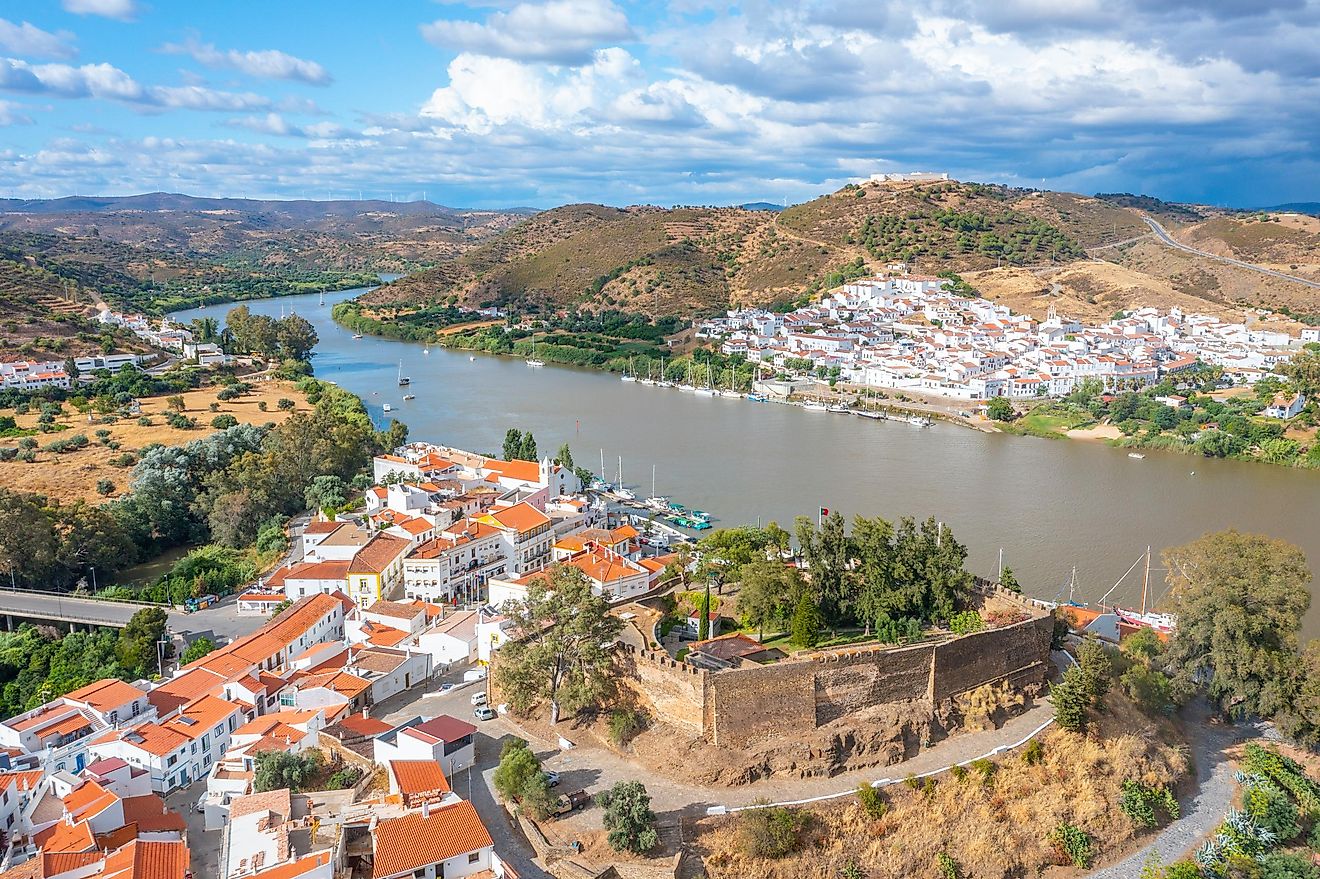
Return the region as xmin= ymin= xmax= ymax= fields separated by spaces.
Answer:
xmin=791 ymin=592 xmax=824 ymax=648
xmin=1051 ymin=664 xmax=1091 ymax=732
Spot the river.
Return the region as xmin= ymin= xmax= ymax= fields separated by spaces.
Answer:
xmin=171 ymin=287 xmax=1320 ymax=631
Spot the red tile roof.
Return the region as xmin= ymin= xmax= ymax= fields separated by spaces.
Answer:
xmin=371 ymin=801 xmax=492 ymax=879
xmin=63 ymin=679 xmax=144 ymax=712
xmin=388 ymin=760 xmax=450 ymax=796
xmin=412 ymin=715 xmax=476 ymax=743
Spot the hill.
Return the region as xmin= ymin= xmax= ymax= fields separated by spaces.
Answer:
xmin=359 ymin=180 xmax=1145 ymax=318
xmin=0 ymin=193 xmax=530 ymax=272
xmin=1259 ymin=203 xmax=1320 ymax=216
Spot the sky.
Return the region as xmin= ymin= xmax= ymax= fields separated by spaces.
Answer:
xmin=0 ymin=0 xmax=1316 ymax=209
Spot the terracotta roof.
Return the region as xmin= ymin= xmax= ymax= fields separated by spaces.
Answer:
xmin=101 ymin=840 xmax=190 ymax=879
xmin=250 ymin=852 xmax=333 ymax=879
xmin=230 ymin=788 xmax=292 ymax=820
xmin=346 ymin=647 xmax=408 ymax=675
xmin=35 ymin=815 xmax=96 ymax=853
xmin=64 ymin=679 xmax=144 ymax=712
xmin=482 ymin=458 xmax=541 ymax=483
xmin=63 ymin=780 xmax=118 ymax=819
xmin=412 ymin=715 xmax=476 ymax=742
xmin=365 ymin=626 xmax=409 ymax=648
xmin=364 ymin=601 xmax=422 ymax=620
xmin=120 ymin=794 xmax=186 ymax=833
xmin=302 ymin=520 xmax=341 ymax=535
xmin=331 ymin=715 xmax=393 ymax=738
xmin=371 ymin=801 xmax=492 ymax=879
xmin=483 ymin=502 xmax=549 ymax=535
xmin=389 ymin=760 xmax=450 ymax=796
xmin=349 ymin=535 xmax=410 ymax=574
xmin=264 ymin=560 xmax=350 ymax=589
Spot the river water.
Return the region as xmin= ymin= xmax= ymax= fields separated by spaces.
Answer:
xmin=171 ymin=287 xmax=1320 ymax=631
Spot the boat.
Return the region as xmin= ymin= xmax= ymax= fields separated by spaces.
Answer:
xmin=403 ymin=394 xmax=416 ymax=401
xmin=720 ymin=389 xmax=742 ymax=398
xmin=318 ymin=290 xmax=325 ymax=306
xmin=423 ymin=348 xmax=430 ymax=355
xmin=397 ymin=360 xmax=411 ymax=386
xmin=855 ymin=409 xmax=884 ymax=419
xmin=469 ymin=356 xmax=476 ymax=361
xmin=1128 ymin=452 xmax=1146 ymax=459
xmin=382 ymin=403 xmax=393 ymax=412
xmin=689 ymin=510 xmax=711 ymax=522
xmin=827 ymin=404 xmax=849 ymax=413
xmin=352 ymin=333 xmax=363 ymax=340
xmin=525 ymin=337 xmax=545 ymax=368
xmin=693 ymin=361 xmax=716 ymax=396
xmin=802 ymin=402 xmax=828 ymax=412
xmin=615 ymin=488 xmax=637 ymax=501
xmin=621 ymin=356 xmax=637 ymax=382
xmin=746 ymin=393 xmax=768 ymax=403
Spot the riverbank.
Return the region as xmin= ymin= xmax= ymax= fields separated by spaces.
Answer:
xmin=136 ymin=270 xmax=385 ymax=315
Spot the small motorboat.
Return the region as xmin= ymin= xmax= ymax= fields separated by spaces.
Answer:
xmin=351 ymin=333 xmax=363 ymax=340
xmin=1128 ymin=452 xmax=1145 ymax=459
xmin=382 ymin=403 xmax=393 ymax=412
xmin=403 ymin=394 xmax=416 ymax=401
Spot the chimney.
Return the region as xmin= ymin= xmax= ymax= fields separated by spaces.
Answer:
xmin=421 ymin=800 xmax=429 ymax=818
xmin=361 ymin=707 xmax=369 ymax=719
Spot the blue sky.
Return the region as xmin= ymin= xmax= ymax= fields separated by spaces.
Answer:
xmin=0 ymin=0 xmax=1316 ymax=208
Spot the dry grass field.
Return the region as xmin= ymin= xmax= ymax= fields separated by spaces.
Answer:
xmin=690 ymin=693 xmax=1188 ymax=879
xmin=0 ymin=380 xmax=312 ymax=503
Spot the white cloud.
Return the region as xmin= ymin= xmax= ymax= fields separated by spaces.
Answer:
xmin=0 ymin=57 xmax=273 ymax=112
xmin=0 ymin=19 xmax=76 ymax=60
xmin=227 ymin=113 xmax=345 ymax=138
xmin=161 ymin=38 xmax=331 ymax=85
xmin=421 ymin=0 xmax=634 ymax=64
xmin=61 ymin=0 xmax=137 ymax=21
xmin=0 ymin=99 xmax=33 ymax=126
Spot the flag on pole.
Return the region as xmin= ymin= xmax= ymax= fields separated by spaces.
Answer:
xmin=820 ymin=507 xmax=830 ymax=517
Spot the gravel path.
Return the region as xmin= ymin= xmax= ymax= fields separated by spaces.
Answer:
xmin=1088 ymin=702 xmax=1258 ymax=877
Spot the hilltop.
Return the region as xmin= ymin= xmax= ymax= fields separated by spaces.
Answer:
xmin=0 ymin=193 xmax=529 ymax=272
xmin=356 ymin=179 xmax=1219 ymax=321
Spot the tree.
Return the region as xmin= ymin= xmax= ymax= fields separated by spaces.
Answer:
xmin=276 ymin=314 xmax=319 ymax=361
xmin=1051 ymin=664 xmax=1091 ymax=732
xmin=492 ymin=739 xmax=555 ymax=818
xmin=736 ymin=559 xmax=800 ymax=639
xmin=1278 ymin=342 xmax=1320 ymax=397
xmin=493 ymin=565 xmax=623 ymax=724
xmin=0 ymin=490 xmax=58 ymax=588
xmin=790 ymin=591 xmax=824 ymax=647
xmin=596 ymin=781 xmax=658 ymax=854
xmin=1163 ymin=531 xmax=1310 ymax=722
xmin=795 ymin=512 xmax=852 ymax=621
xmin=1076 ymin=636 xmax=1113 ymax=704
xmin=1000 ymin=566 xmax=1021 ymax=593
xmin=519 ymin=432 xmax=538 ymax=461
xmin=167 ymin=395 xmax=186 ymax=412
xmin=304 ymin=475 xmax=348 ymax=513
xmin=211 ymin=414 xmax=238 ymax=429
xmin=253 ymin=750 xmax=322 ymax=792
xmin=503 ymin=429 xmax=523 ymax=461
xmin=987 ymin=397 xmax=1015 ymax=421
xmin=555 ymin=443 xmax=575 ymax=471
xmin=117 ymin=606 xmax=168 ymax=678
xmin=268 ymin=599 xmax=293 ymax=618
xmin=181 ymin=636 xmax=216 ymax=665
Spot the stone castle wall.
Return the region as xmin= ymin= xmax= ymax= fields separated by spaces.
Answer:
xmin=617 ymin=589 xmax=1054 ymax=753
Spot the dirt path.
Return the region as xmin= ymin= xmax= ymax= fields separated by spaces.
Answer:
xmin=1087 ymin=702 xmax=1260 ymax=877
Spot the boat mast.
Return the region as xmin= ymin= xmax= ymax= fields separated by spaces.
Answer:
xmin=652 ymin=464 xmax=656 ymax=499
xmin=1141 ymin=545 xmax=1151 ymax=615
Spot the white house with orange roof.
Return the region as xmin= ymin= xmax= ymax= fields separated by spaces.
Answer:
xmin=476 ymin=502 xmax=553 ymax=576
xmin=87 ymin=693 xmax=246 ymax=793
xmin=345 ymin=534 xmax=411 ymax=609
xmin=401 ymin=520 xmax=507 ymax=605
xmin=265 ymin=559 xmax=352 ymax=602
xmin=489 ymin=543 xmax=662 ymax=607
xmin=367 ymin=800 xmax=508 ymax=879
xmin=0 ymin=679 xmax=153 ymax=775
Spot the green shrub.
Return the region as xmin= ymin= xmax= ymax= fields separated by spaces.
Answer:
xmin=950 ymin=765 xmax=968 ymax=782
xmin=1243 ymin=744 xmax=1320 ymax=819
xmin=137 ymin=416 xmax=152 ymax=426
xmin=1258 ymin=851 xmax=1320 ymax=879
xmin=327 ymin=767 xmax=362 ymax=790
xmin=211 ymin=414 xmax=239 ymax=429
xmin=949 ymin=611 xmax=985 ymax=635
xmin=1119 ymin=779 xmax=1180 ymax=828
xmin=936 ymin=851 xmax=959 ymax=879
xmin=1022 ymin=739 xmax=1045 ymax=765
xmin=737 ymin=805 xmax=806 ymax=859
xmin=277 ymin=398 xmax=295 ymax=410
xmin=856 ymin=784 xmax=888 ymax=819
xmin=95 ymin=479 xmax=115 ymax=496
xmin=1243 ymin=776 xmax=1301 ymax=841
xmin=1049 ymin=822 xmax=1093 ymax=868
xmin=969 ymin=757 xmax=997 ymax=785
xmin=608 ymin=709 xmax=646 ymax=746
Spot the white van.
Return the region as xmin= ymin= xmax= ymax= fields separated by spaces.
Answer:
xmin=471 ymin=691 xmax=488 ymax=707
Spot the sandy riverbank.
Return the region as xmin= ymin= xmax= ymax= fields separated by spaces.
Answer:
xmin=1066 ymin=423 xmax=1124 ymax=441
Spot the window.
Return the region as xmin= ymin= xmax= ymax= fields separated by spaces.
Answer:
xmin=468 ymin=853 xmax=480 ymax=864
xmin=166 ymin=755 xmax=177 ymax=767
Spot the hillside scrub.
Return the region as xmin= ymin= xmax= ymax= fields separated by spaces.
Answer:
xmin=694 ymin=714 xmax=1187 ymax=879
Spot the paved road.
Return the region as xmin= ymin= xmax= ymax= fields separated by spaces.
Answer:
xmin=1140 ymin=215 xmax=1320 ymax=289
xmin=1088 ymin=701 xmax=1260 ymax=877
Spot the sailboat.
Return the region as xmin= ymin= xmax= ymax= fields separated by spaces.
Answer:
xmin=718 ymin=367 xmax=742 ymax=398
xmin=397 ymin=360 xmax=411 ymax=386
xmin=694 ymin=362 xmax=716 ymax=396
xmin=615 ymin=456 xmax=636 ymax=501
xmin=644 ymin=464 xmax=668 ymax=510
xmin=318 ymin=290 xmax=325 ymax=306
xmin=621 ymin=356 xmax=637 ymax=382
xmin=677 ymin=360 xmax=696 ymax=392
xmin=639 ymin=360 xmax=657 ymax=386
xmin=1112 ymin=546 xmax=1176 ymax=635
xmin=525 ymin=337 xmax=544 ymax=368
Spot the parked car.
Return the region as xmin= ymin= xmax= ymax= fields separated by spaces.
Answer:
xmin=551 ymin=789 xmax=590 ymax=816
xmin=544 ymin=770 xmax=560 ymax=788
xmin=474 ymin=706 xmax=497 ymax=721
xmin=471 ymin=691 xmax=488 ymax=707
xmin=439 ymin=682 xmax=454 ymax=693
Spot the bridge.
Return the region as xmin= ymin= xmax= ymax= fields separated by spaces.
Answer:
xmin=0 ymin=590 xmax=260 ymax=644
